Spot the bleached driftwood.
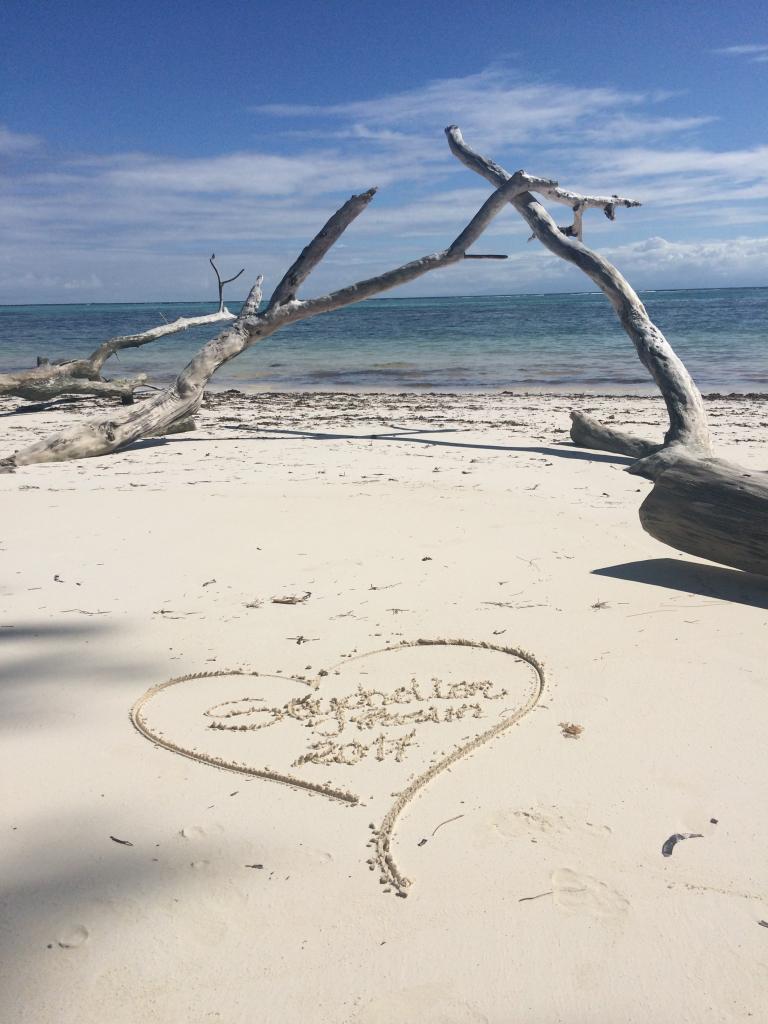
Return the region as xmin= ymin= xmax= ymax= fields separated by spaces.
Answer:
xmin=0 ymin=262 xmax=241 ymax=405
xmin=637 ymin=455 xmax=768 ymax=577
xmin=444 ymin=126 xmax=712 ymax=465
xmin=443 ymin=128 xmax=768 ymax=575
xmin=2 ymin=170 xmax=546 ymax=469
xmin=4 ymin=128 xmax=764 ymax=578
xmin=0 ymin=370 xmax=150 ymax=404
xmin=0 ymin=310 xmax=235 ymax=405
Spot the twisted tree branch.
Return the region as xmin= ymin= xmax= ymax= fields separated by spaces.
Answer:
xmin=210 ymin=254 xmax=245 ymax=312
xmin=3 ymin=173 xmax=533 ymax=469
xmin=445 ymin=125 xmax=711 ymax=462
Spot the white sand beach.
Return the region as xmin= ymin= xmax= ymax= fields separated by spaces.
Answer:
xmin=1 ymin=390 xmax=766 ymax=1023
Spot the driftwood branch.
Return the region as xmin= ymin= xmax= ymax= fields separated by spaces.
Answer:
xmin=0 ymin=259 xmax=240 ymax=405
xmin=86 ymin=309 xmax=237 ymax=376
xmin=1 ymin=373 xmax=150 ymax=404
xmin=637 ymin=454 xmax=768 ymax=577
xmin=210 ymin=254 xmax=245 ymax=313
xmin=4 ymin=128 xmax=763 ymax=579
xmin=443 ymin=128 xmax=765 ymax=576
xmin=267 ymin=189 xmax=378 ymax=309
xmin=2 ymin=173 xmax=533 ymax=470
xmin=444 ymin=125 xmax=712 ymax=464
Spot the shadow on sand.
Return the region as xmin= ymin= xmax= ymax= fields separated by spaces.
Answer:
xmin=132 ymin=424 xmax=635 ymax=467
xmin=593 ymin=557 xmax=768 ymax=610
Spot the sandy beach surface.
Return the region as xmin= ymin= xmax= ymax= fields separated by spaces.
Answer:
xmin=1 ymin=390 xmax=767 ymax=1023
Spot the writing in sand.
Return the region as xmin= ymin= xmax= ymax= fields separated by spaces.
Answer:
xmin=204 ymin=676 xmax=511 ymax=768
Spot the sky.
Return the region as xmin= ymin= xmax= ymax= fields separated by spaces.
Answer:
xmin=1 ymin=0 xmax=768 ymax=303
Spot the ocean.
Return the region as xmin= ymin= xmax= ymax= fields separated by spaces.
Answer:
xmin=1 ymin=288 xmax=767 ymax=393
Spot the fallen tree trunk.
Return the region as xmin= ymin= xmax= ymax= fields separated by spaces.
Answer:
xmin=443 ymin=128 xmax=768 ymax=576
xmin=0 ymin=309 xmax=235 ymax=405
xmin=0 ymin=261 xmax=242 ymax=405
xmin=637 ymin=456 xmax=768 ymax=576
xmin=444 ymin=126 xmax=713 ymax=463
xmin=0 ymin=371 xmax=150 ymax=404
xmin=2 ymin=170 xmax=548 ymax=469
xmin=567 ymin=411 xmax=661 ymax=459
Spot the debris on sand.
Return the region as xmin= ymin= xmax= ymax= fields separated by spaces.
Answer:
xmin=109 ymin=835 xmax=134 ymax=847
xmin=272 ymin=592 xmax=311 ymax=605
xmin=661 ymin=832 xmax=704 ymax=857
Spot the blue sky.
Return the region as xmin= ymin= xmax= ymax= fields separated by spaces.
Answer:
xmin=1 ymin=0 xmax=767 ymax=302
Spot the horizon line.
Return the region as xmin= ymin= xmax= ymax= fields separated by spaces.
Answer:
xmin=2 ymin=283 xmax=768 ymax=309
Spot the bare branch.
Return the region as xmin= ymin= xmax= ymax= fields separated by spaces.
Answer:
xmin=3 ymin=173 xmax=526 ymax=468
xmin=446 ymin=171 xmax=555 ymax=255
xmin=240 ymin=277 xmax=264 ymax=318
xmin=86 ymin=310 xmax=236 ymax=375
xmin=538 ymin=184 xmax=640 ymax=214
xmin=209 ymin=254 xmax=222 ymax=286
xmin=177 ymin=277 xmax=264 ymax=396
xmin=445 ymin=126 xmax=640 ymax=230
xmin=569 ymin=411 xmax=661 ymax=459
xmin=221 ymin=268 xmax=245 ymax=287
xmin=0 ymin=254 xmax=238 ymax=406
xmin=444 ymin=125 xmax=711 ymax=458
xmin=283 ymin=173 xmax=535 ymax=322
xmin=210 ymin=254 xmax=246 ymax=312
xmin=0 ymin=311 xmax=236 ymax=404
xmin=267 ymin=188 xmax=378 ymax=309
xmin=4 ymin=373 xmax=150 ymax=405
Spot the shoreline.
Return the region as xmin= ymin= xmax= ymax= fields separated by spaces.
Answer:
xmin=3 ymin=282 xmax=768 ymax=308
xmin=203 ymin=383 xmax=768 ymax=397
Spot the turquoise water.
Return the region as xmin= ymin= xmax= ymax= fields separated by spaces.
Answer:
xmin=1 ymin=288 xmax=767 ymax=393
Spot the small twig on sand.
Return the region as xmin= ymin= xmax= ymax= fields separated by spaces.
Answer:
xmin=518 ymin=890 xmax=552 ymax=903
xmin=272 ymin=592 xmax=311 ymax=605
xmin=432 ymin=813 xmax=465 ymax=837
xmin=109 ymin=835 xmax=134 ymax=847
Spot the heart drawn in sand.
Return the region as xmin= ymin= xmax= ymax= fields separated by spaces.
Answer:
xmin=131 ymin=639 xmax=545 ymax=895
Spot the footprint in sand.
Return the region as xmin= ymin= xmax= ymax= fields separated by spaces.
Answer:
xmin=551 ymin=868 xmax=629 ymax=919
xmin=491 ymin=807 xmax=612 ymax=843
xmin=57 ymin=924 xmax=89 ymax=949
xmin=180 ymin=824 xmax=218 ymax=840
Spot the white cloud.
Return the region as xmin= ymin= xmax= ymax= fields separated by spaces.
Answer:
xmin=602 ymin=234 xmax=768 ymax=284
xmin=713 ymin=43 xmax=768 ymax=62
xmin=71 ymin=149 xmax=418 ymax=196
xmin=0 ymin=125 xmax=41 ymax=156
xmin=2 ymin=67 xmax=767 ymax=301
xmin=254 ymin=66 xmax=709 ymax=150
xmin=580 ymin=115 xmax=715 ymax=143
xmin=585 ymin=144 xmax=768 ymax=180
